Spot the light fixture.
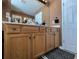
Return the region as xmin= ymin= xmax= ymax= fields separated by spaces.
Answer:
xmin=45 ymin=0 xmax=47 ymax=3
xmin=42 ymin=0 xmax=48 ymax=3
xmin=42 ymin=0 xmax=45 ymax=1
xmin=21 ymin=0 xmax=27 ymax=3
xmin=42 ymin=0 xmax=47 ymax=2
xmin=38 ymin=0 xmax=48 ymax=5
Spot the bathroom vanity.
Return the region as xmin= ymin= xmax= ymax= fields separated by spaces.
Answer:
xmin=3 ymin=23 xmax=61 ymax=59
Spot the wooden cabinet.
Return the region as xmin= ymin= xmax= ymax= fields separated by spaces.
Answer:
xmin=3 ymin=24 xmax=61 ymax=59
xmin=54 ymin=29 xmax=60 ymax=48
xmin=32 ymin=33 xmax=45 ymax=58
xmin=46 ymin=32 xmax=54 ymax=51
xmin=46 ymin=27 xmax=60 ymax=51
xmin=4 ymin=34 xmax=31 ymax=59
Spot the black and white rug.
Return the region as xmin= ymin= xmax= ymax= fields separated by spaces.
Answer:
xmin=39 ymin=48 xmax=75 ymax=59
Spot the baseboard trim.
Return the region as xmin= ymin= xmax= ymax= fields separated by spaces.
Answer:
xmin=59 ymin=46 xmax=77 ymax=54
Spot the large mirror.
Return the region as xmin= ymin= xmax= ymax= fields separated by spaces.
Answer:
xmin=2 ymin=0 xmax=62 ymax=27
xmin=10 ymin=0 xmax=50 ymax=26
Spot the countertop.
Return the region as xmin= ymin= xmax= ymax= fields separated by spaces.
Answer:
xmin=2 ymin=21 xmax=60 ymax=28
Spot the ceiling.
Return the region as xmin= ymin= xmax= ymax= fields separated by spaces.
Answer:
xmin=11 ymin=0 xmax=45 ymax=16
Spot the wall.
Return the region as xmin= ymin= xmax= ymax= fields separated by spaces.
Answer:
xmin=49 ymin=0 xmax=62 ymax=26
xmin=41 ymin=6 xmax=50 ymax=26
xmin=62 ymin=0 xmax=77 ymax=53
xmin=2 ymin=0 xmax=11 ymax=21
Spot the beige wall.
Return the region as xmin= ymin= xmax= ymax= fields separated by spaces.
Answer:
xmin=49 ymin=0 xmax=62 ymax=26
xmin=41 ymin=6 xmax=50 ymax=26
xmin=2 ymin=0 xmax=11 ymax=21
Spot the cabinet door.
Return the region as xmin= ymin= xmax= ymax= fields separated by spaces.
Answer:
xmin=55 ymin=31 xmax=60 ymax=48
xmin=32 ymin=33 xmax=45 ymax=58
xmin=46 ymin=32 xmax=54 ymax=51
xmin=4 ymin=34 xmax=31 ymax=59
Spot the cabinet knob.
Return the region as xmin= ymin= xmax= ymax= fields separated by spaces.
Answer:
xmin=56 ymin=28 xmax=59 ymax=32
xmin=52 ymin=33 xmax=55 ymax=36
xmin=34 ymin=36 xmax=35 ymax=39
xmin=54 ymin=33 xmax=56 ymax=36
xmin=12 ymin=28 xmax=16 ymax=30
xmin=29 ymin=37 xmax=31 ymax=39
xmin=53 ymin=33 xmax=55 ymax=35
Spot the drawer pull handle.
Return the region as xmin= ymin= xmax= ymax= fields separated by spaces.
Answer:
xmin=56 ymin=29 xmax=58 ymax=32
xmin=29 ymin=37 xmax=31 ymax=39
xmin=12 ymin=28 xmax=16 ymax=30
xmin=34 ymin=36 xmax=35 ymax=39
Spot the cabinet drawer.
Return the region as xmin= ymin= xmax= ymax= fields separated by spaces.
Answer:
xmin=53 ymin=28 xmax=60 ymax=32
xmin=5 ymin=24 xmax=21 ymax=33
xmin=46 ymin=27 xmax=53 ymax=32
xmin=46 ymin=27 xmax=51 ymax=32
xmin=22 ymin=26 xmax=39 ymax=33
xmin=40 ymin=27 xmax=45 ymax=32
